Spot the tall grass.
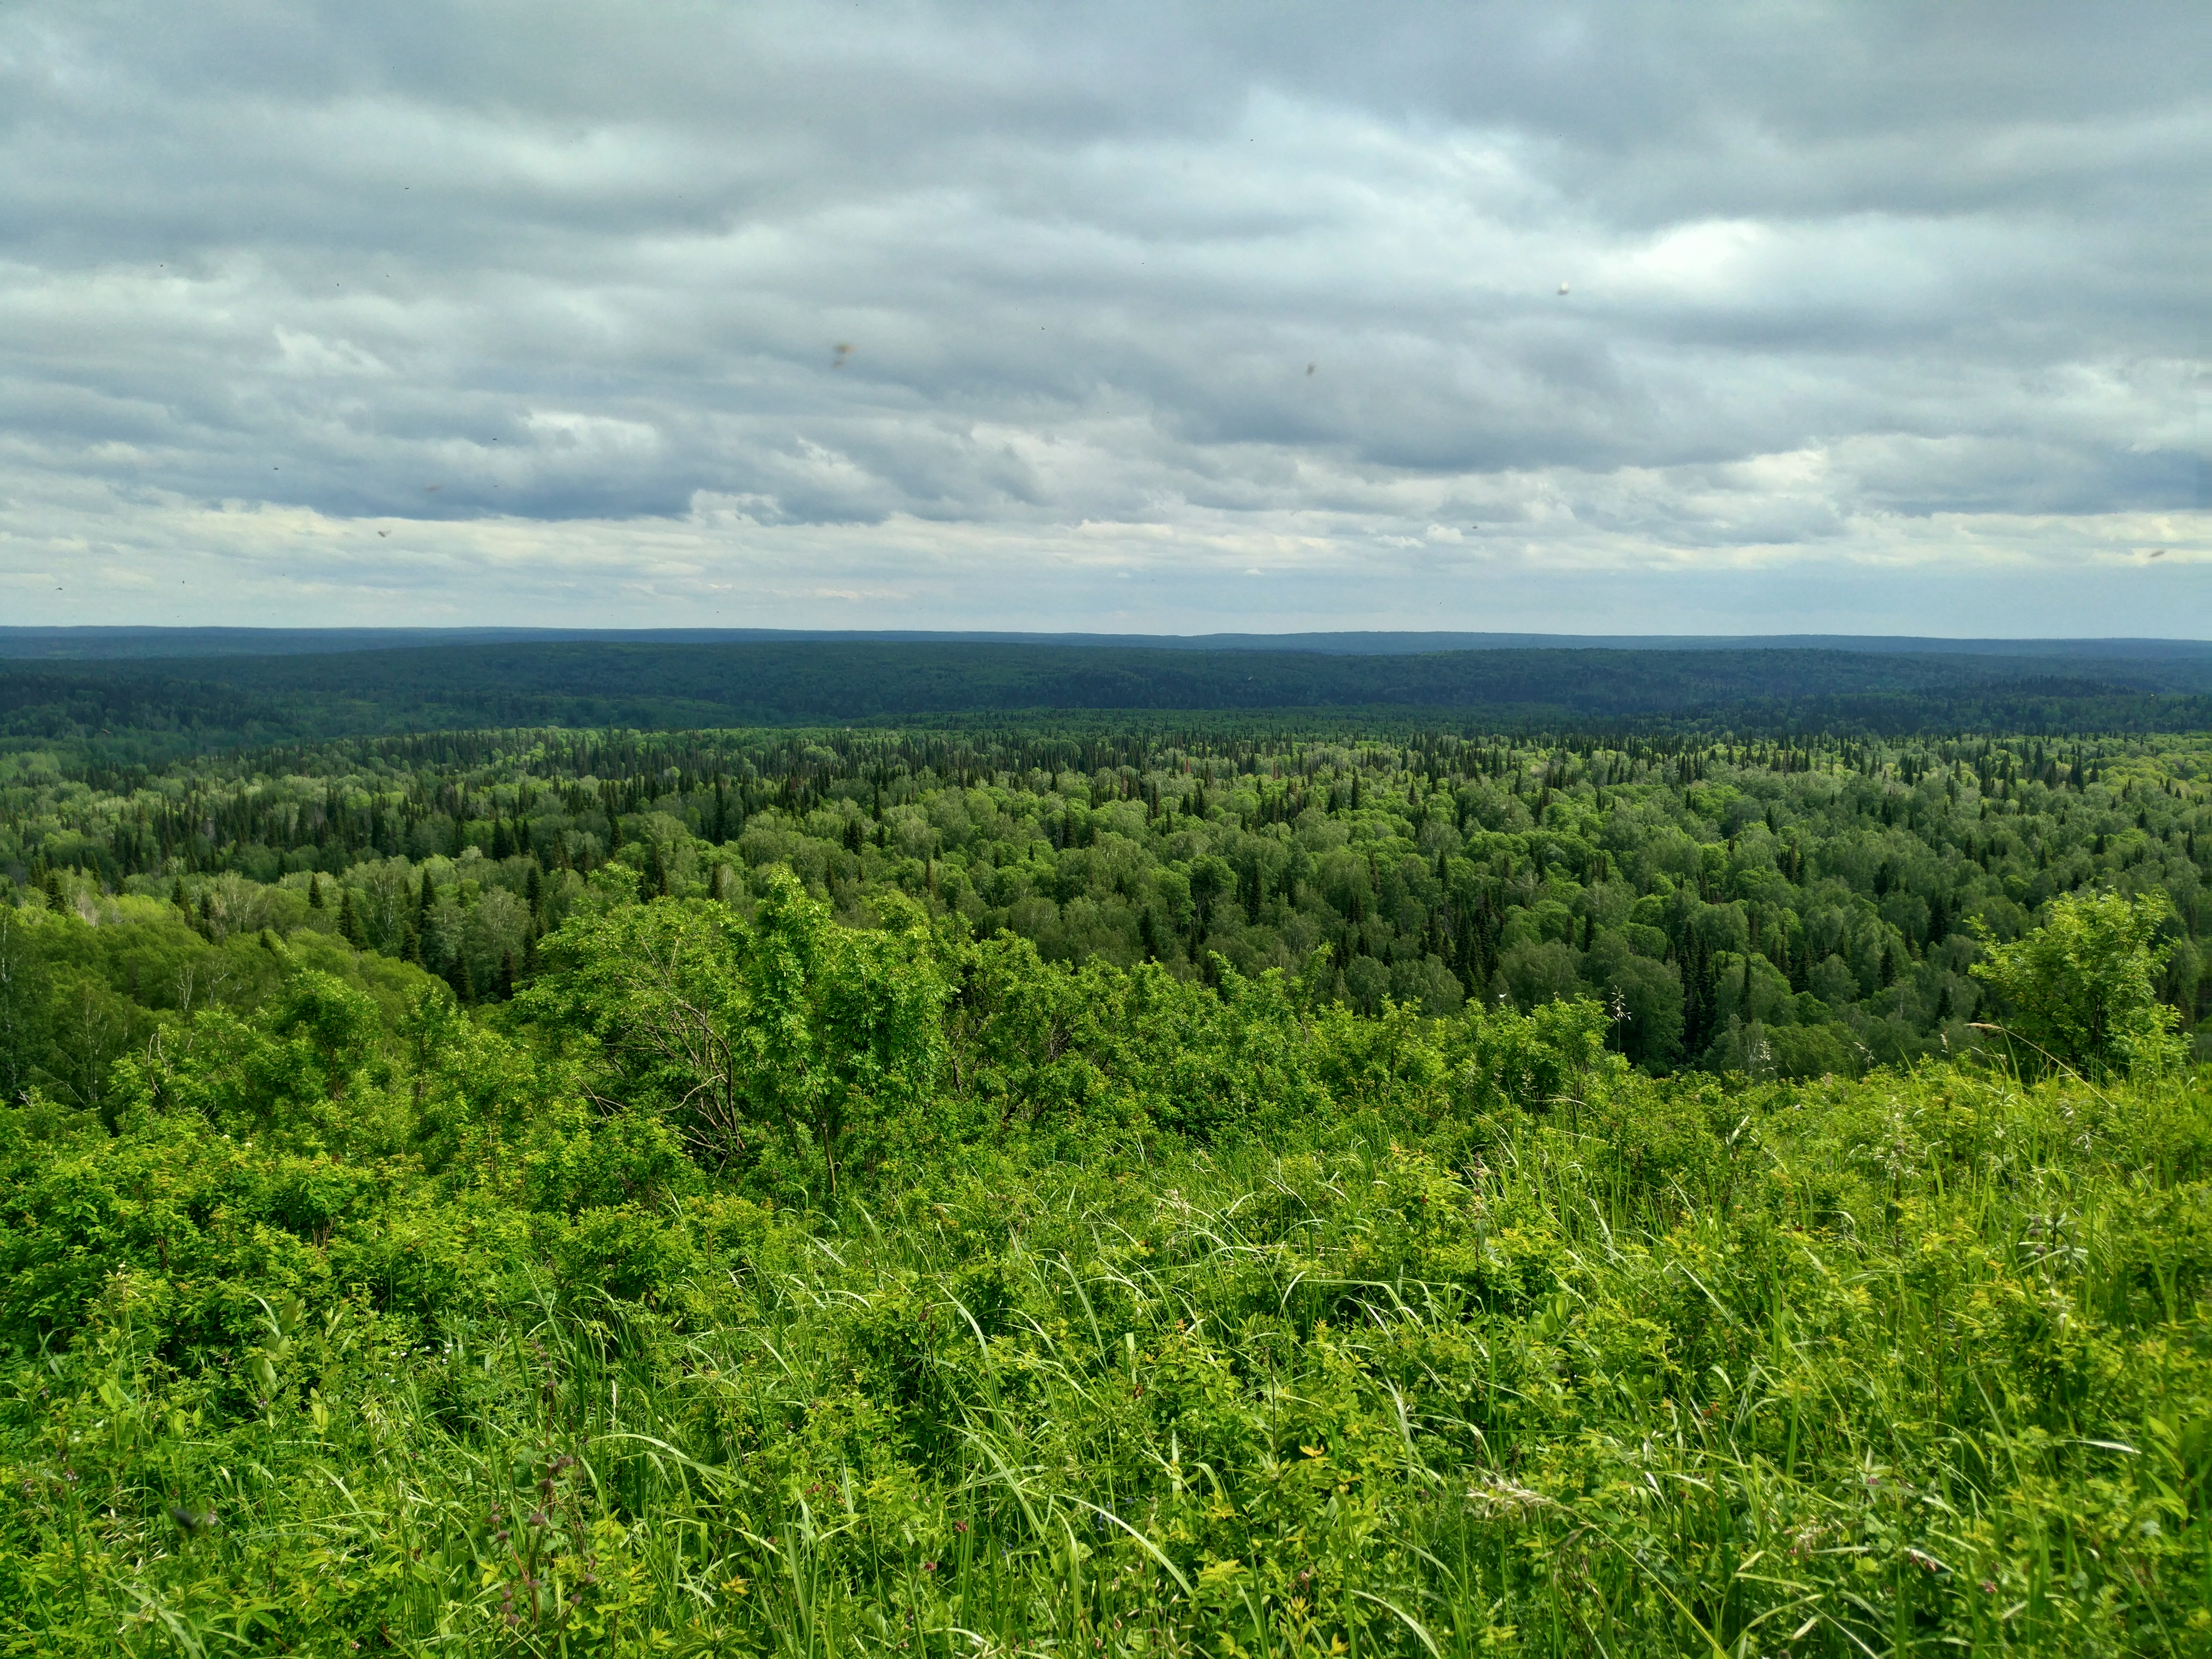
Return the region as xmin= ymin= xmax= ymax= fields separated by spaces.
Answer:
xmin=6 ymin=1059 xmax=2211 ymax=1655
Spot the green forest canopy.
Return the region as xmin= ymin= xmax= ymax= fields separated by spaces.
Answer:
xmin=3 ymin=711 xmax=2211 ymax=1653
xmin=11 ymin=634 xmax=2212 ymax=763
xmin=6 ymin=723 xmax=2210 ymax=1103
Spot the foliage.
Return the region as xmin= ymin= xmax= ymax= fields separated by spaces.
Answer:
xmin=2 ymin=716 xmax=2211 ymax=1650
xmin=13 ymin=721 xmax=2212 ymax=1083
xmin=1 ymin=936 xmax=2209 ymax=1651
xmin=526 ymin=871 xmax=947 ymax=1193
xmin=11 ymin=636 xmax=2212 ymax=758
xmin=1972 ymin=890 xmax=2188 ymax=1078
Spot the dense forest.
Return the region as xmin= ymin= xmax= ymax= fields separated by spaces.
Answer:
xmin=3 ymin=710 xmax=2210 ymax=1653
xmin=10 ymin=635 xmax=2212 ymax=760
xmin=4 ymin=723 xmax=2210 ymax=1108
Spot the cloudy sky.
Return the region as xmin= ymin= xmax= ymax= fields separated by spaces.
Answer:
xmin=1 ymin=1 xmax=2204 ymax=636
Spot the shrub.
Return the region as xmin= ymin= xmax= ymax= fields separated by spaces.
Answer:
xmin=1972 ymin=890 xmax=2188 ymax=1078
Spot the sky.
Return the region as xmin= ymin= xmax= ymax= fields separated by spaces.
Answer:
xmin=0 ymin=1 xmax=2205 ymax=637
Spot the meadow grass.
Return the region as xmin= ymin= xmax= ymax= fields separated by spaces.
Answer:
xmin=6 ymin=1050 xmax=2210 ymax=1656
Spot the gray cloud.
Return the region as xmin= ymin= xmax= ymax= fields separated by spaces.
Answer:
xmin=0 ymin=0 xmax=2204 ymax=633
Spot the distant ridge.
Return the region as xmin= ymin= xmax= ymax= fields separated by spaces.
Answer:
xmin=2 ymin=626 xmax=2207 ymax=662
xmin=7 ymin=634 xmax=2212 ymax=763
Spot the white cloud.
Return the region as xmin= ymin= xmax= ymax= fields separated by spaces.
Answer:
xmin=0 ymin=0 xmax=2203 ymax=632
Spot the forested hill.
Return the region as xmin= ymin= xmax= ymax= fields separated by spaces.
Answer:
xmin=5 ymin=625 xmax=2209 ymax=660
xmin=8 ymin=722 xmax=2209 ymax=1092
xmin=5 ymin=636 xmax=2212 ymax=758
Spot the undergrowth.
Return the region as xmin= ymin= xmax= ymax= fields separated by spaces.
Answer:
xmin=5 ymin=1052 xmax=2210 ymax=1655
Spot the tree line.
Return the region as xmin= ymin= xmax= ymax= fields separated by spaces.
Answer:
xmin=4 ymin=725 xmax=2208 ymax=1116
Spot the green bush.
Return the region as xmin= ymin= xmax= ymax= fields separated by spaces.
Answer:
xmin=1972 ymin=890 xmax=2189 ymax=1078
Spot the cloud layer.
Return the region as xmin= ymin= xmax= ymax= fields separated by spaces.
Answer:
xmin=0 ymin=1 xmax=2205 ymax=633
